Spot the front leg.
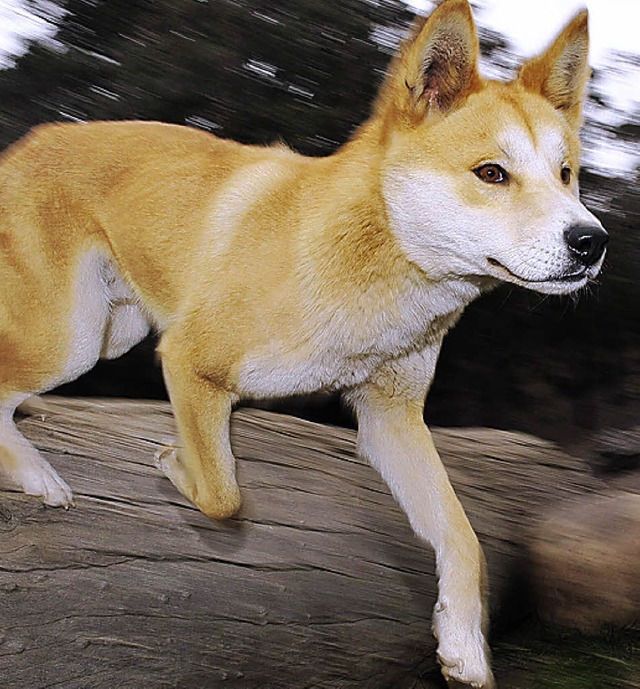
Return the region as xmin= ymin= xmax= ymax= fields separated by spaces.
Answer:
xmin=156 ymin=331 xmax=241 ymax=520
xmin=345 ymin=345 xmax=495 ymax=689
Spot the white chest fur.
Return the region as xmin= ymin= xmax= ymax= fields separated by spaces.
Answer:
xmin=237 ymin=277 xmax=480 ymax=399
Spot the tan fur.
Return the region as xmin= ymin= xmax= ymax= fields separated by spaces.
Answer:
xmin=519 ymin=10 xmax=590 ymax=129
xmin=0 ymin=1 xmax=604 ymax=686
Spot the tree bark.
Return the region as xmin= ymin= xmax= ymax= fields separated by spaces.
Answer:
xmin=0 ymin=397 xmax=602 ymax=689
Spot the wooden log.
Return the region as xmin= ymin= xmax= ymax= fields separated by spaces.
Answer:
xmin=0 ymin=397 xmax=603 ymax=689
xmin=528 ymin=490 xmax=640 ymax=632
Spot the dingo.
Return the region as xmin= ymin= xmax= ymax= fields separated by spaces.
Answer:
xmin=0 ymin=0 xmax=607 ymax=685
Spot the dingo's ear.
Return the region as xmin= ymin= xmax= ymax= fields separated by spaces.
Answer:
xmin=518 ymin=10 xmax=590 ymax=129
xmin=376 ymin=0 xmax=481 ymax=127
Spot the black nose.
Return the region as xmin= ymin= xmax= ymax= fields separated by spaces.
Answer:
xmin=564 ymin=224 xmax=609 ymax=267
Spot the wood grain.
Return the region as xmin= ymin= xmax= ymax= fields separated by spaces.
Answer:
xmin=0 ymin=397 xmax=602 ymax=688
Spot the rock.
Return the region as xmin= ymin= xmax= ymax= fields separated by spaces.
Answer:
xmin=528 ymin=491 xmax=640 ymax=632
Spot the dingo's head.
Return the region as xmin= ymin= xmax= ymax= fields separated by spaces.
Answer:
xmin=375 ymin=0 xmax=607 ymax=295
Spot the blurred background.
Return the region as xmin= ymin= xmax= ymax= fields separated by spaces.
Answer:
xmin=1 ymin=0 xmax=638 ymax=456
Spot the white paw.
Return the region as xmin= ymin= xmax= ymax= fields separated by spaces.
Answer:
xmin=21 ymin=464 xmax=74 ymax=508
xmin=437 ymin=650 xmax=495 ymax=688
xmin=153 ymin=441 xmax=241 ymax=519
xmin=433 ymin=600 xmax=495 ymax=688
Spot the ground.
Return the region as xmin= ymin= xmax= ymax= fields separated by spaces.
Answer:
xmin=415 ymin=621 xmax=640 ymax=688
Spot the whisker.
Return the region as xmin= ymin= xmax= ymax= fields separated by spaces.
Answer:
xmin=497 ymin=287 xmax=515 ymax=310
xmin=530 ymin=293 xmax=551 ymax=312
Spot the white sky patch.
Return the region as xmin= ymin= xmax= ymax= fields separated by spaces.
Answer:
xmin=0 ymin=0 xmax=65 ymax=69
xmin=582 ymin=132 xmax=639 ymax=176
xmin=405 ymin=0 xmax=639 ymax=66
xmin=479 ymin=0 xmax=638 ymax=68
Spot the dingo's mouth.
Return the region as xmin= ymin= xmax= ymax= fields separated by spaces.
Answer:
xmin=486 ymin=258 xmax=586 ymax=285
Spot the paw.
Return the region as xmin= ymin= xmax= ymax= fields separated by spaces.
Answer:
xmin=154 ymin=442 xmax=241 ymax=520
xmin=434 ymin=600 xmax=495 ymax=688
xmin=20 ymin=464 xmax=74 ymax=508
xmin=438 ymin=650 xmax=495 ymax=688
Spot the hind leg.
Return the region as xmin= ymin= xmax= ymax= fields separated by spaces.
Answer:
xmin=0 ymin=395 xmax=74 ymax=507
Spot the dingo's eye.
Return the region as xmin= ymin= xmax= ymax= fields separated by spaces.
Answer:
xmin=474 ymin=164 xmax=508 ymax=184
xmin=561 ymin=166 xmax=572 ymax=185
